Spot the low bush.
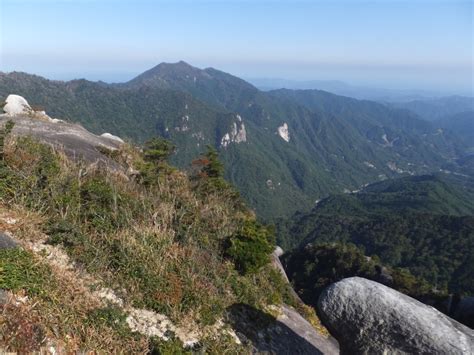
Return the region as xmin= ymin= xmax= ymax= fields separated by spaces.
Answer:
xmin=225 ymin=220 xmax=275 ymax=275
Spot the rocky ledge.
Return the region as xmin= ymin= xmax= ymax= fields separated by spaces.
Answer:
xmin=1 ymin=94 xmax=125 ymax=170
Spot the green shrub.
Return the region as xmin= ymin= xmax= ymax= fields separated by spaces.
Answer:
xmin=0 ymin=121 xmax=15 ymax=195
xmin=143 ymin=137 xmax=175 ymax=164
xmin=46 ymin=219 xmax=85 ymax=249
xmin=283 ymin=242 xmax=445 ymax=309
xmin=138 ymin=137 xmax=176 ymax=185
xmin=86 ymin=306 xmax=131 ymax=337
xmin=225 ymin=220 xmax=274 ymax=275
xmin=201 ymin=145 xmax=224 ymax=179
xmin=191 ymin=146 xmax=243 ymax=209
xmin=283 ymin=243 xmax=378 ymax=307
xmin=79 ymin=177 xmax=128 ymax=232
xmin=149 ymin=337 xmax=191 ymax=355
xmin=391 ymin=267 xmax=433 ymax=298
xmin=0 ymin=136 xmax=60 ymax=207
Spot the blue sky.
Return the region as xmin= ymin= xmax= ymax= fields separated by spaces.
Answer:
xmin=0 ymin=0 xmax=472 ymax=93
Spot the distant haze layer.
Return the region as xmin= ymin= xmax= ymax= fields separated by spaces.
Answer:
xmin=0 ymin=0 xmax=472 ymax=94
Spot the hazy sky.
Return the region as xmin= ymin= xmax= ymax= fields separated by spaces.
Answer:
xmin=0 ymin=0 xmax=472 ymax=94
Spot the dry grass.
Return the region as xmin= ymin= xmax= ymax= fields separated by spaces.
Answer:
xmin=0 ymin=207 xmax=149 ymax=353
xmin=0 ymin=136 xmax=294 ymax=353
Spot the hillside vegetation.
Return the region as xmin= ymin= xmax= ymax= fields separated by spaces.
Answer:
xmin=278 ymin=175 xmax=474 ymax=295
xmin=390 ymin=96 xmax=474 ymax=121
xmin=282 ymin=243 xmax=444 ymax=312
xmin=0 ymin=121 xmax=301 ymax=353
xmin=437 ymin=111 xmax=474 ymax=148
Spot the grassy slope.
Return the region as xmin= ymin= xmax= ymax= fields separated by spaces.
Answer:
xmin=0 ymin=133 xmax=302 ymax=353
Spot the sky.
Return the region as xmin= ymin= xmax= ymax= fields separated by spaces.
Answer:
xmin=0 ymin=0 xmax=472 ymax=94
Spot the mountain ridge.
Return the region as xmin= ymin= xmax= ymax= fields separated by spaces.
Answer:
xmin=1 ymin=62 xmax=471 ymax=220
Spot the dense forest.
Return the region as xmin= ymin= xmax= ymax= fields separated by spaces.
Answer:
xmin=282 ymin=243 xmax=445 ymax=309
xmin=278 ymin=175 xmax=474 ymax=295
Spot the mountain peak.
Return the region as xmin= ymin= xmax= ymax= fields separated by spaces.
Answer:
xmin=124 ymin=60 xmax=209 ymax=90
xmin=153 ymin=60 xmax=195 ymax=70
xmin=123 ymin=61 xmax=259 ymax=111
xmin=143 ymin=60 xmax=202 ymax=76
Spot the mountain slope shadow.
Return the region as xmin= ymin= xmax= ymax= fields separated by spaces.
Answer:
xmin=226 ymin=303 xmax=326 ymax=354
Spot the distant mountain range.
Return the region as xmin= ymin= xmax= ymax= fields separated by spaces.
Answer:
xmin=0 ymin=62 xmax=472 ymax=220
xmin=389 ymin=97 xmax=474 ymax=150
xmin=248 ymin=77 xmax=472 ymax=102
xmin=390 ymin=96 xmax=474 ymax=120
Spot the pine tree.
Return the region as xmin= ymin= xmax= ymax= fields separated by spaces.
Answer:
xmin=202 ymin=145 xmax=224 ymax=178
xmin=143 ymin=137 xmax=175 ymax=164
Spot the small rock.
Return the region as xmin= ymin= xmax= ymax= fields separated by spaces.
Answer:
xmin=0 ymin=289 xmax=10 ymax=305
xmin=0 ymin=231 xmax=18 ymax=249
xmin=101 ymin=133 xmax=124 ymax=144
xmin=273 ymin=246 xmax=284 ymax=258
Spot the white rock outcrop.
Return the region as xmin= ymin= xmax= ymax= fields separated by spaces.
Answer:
xmin=277 ymin=123 xmax=290 ymax=142
xmin=101 ymin=133 xmax=125 ymax=144
xmin=0 ymin=96 xmax=124 ymax=170
xmin=2 ymin=94 xmax=63 ymax=124
xmin=2 ymin=94 xmax=33 ymax=116
xmin=221 ymin=119 xmax=247 ymax=148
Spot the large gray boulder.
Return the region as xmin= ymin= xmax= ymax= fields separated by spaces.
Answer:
xmin=318 ymin=277 xmax=474 ymax=354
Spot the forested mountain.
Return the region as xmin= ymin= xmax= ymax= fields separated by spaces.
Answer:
xmin=0 ymin=63 xmax=471 ymax=220
xmin=437 ymin=111 xmax=474 ymax=147
xmin=123 ymin=61 xmax=260 ymax=111
xmin=277 ymin=174 xmax=474 ymax=295
xmin=388 ymin=96 xmax=474 ymax=149
xmin=390 ymin=96 xmax=474 ymax=121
